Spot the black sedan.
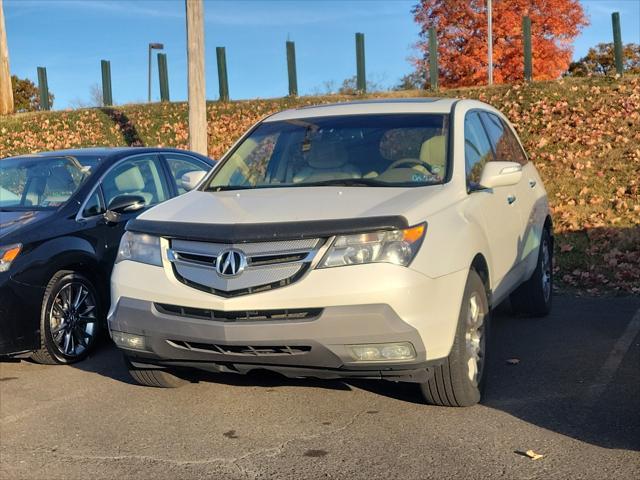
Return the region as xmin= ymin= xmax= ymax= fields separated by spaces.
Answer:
xmin=0 ymin=147 xmax=214 ymax=363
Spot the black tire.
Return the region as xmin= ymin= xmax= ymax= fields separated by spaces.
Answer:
xmin=419 ymin=270 xmax=489 ymax=407
xmin=31 ymin=271 xmax=102 ymax=365
xmin=510 ymin=227 xmax=553 ymax=317
xmin=125 ymin=357 xmax=187 ymax=388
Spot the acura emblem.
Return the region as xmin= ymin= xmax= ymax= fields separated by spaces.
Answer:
xmin=216 ymin=249 xmax=246 ymax=277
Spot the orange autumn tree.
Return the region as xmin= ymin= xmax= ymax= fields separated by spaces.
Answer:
xmin=412 ymin=0 xmax=588 ymax=87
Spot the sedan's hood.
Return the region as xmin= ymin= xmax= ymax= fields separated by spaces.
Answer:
xmin=139 ymin=186 xmax=454 ymax=226
xmin=0 ymin=210 xmax=54 ymax=240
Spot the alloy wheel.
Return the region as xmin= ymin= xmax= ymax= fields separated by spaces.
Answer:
xmin=49 ymin=282 xmax=98 ymax=357
xmin=465 ymin=292 xmax=485 ymax=386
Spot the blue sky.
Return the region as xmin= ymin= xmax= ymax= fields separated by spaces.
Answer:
xmin=4 ymin=0 xmax=640 ymax=109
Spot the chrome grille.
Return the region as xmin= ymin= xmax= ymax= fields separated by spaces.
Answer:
xmin=167 ymin=238 xmax=323 ymax=297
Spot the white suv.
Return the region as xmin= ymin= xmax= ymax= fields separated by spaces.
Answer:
xmin=109 ymin=99 xmax=552 ymax=406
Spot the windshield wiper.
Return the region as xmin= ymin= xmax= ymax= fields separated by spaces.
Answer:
xmin=301 ymin=178 xmax=388 ymax=187
xmin=208 ymin=185 xmax=257 ymax=192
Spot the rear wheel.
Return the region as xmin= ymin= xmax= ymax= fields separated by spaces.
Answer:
xmin=419 ymin=270 xmax=489 ymax=407
xmin=31 ymin=271 xmax=101 ymax=365
xmin=125 ymin=357 xmax=187 ymax=388
xmin=510 ymin=227 xmax=553 ymax=317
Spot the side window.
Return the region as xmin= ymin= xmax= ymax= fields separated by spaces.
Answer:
xmin=82 ymin=189 xmax=104 ymax=217
xmin=164 ymin=154 xmax=210 ymax=195
xmin=464 ymin=112 xmax=495 ymax=186
xmin=481 ymin=112 xmax=527 ymax=166
xmin=101 ymin=155 xmax=169 ymax=209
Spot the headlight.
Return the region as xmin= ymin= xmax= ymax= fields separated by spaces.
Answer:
xmin=116 ymin=232 xmax=162 ymax=266
xmin=318 ymin=223 xmax=426 ymax=268
xmin=0 ymin=243 xmax=22 ymax=273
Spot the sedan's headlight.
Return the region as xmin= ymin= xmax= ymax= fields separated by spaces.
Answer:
xmin=318 ymin=223 xmax=426 ymax=268
xmin=0 ymin=243 xmax=22 ymax=273
xmin=116 ymin=232 xmax=162 ymax=266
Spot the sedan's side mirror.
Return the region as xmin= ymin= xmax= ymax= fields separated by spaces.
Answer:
xmin=181 ymin=170 xmax=207 ymax=191
xmin=103 ymin=195 xmax=146 ymax=223
xmin=479 ymin=161 xmax=522 ymax=189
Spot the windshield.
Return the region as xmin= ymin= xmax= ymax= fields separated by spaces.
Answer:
xmin=0 ymin=155 xmax=100 ymax=210
xmin=204 ymin=113 xmax=449 ymax=191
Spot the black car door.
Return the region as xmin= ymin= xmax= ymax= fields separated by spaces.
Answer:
xmin=78 ymin=153 xmax=171 ymax=275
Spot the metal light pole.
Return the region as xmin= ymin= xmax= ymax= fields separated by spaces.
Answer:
xmin=148 ymin=42 xmax=164 ymax=102
xmin=487 ymin=0 xmax=493 ymax=85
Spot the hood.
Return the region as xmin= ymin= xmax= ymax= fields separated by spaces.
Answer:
xmin=0 ymin=210 xmax=54 ymax=241
xmin=139 ymin=185 xmax=456 ymax=226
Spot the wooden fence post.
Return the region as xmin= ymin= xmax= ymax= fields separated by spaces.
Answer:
xmin=286 ymin=40 xmax=298 ymax=96
xmin=37 ymin=66 xmax=50 ymax=110
xmin=429 ymin=27 xmax=438 ymax=91
xmin=355 ymin=32 xmax=366 ymax=93
xmin=158 ymin=53 xmax=170 ymax=101
xmin=523 ymin=16 xmax=533 ymax=82
xmin=216 ymin=46 xmax=229 ymax=102
xmin=611 ymin=12 xmax=624 ymax=76
xmin=101 ymin=60 xmax=113 ymax=106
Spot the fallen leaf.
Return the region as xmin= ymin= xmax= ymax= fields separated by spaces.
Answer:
xmin=506 ymin=358 xmax=520 ymax=365
xmin=525 ymin=450 xmax=544 ymax=460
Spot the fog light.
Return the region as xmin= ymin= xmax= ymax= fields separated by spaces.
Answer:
xmin=112 ymin=331 xmax=146 ymax=351
xmin=349 ymin=342 xmax=416 ymax=362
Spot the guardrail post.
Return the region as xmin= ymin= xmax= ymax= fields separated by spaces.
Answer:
xmin=286 ymin=40 xmax=298 ymax=96
xmin=37 ymin=66 xmax=50 ymax=110
xmin=355 ymin=32 xmax=366 ymax=93
xmin=101 ymin=60 xmax=113 ymax=106
xmin=216 ymin=46 xmax=229 ymax=102
xmin=523 ymin=16 xmax=533 ymax=82
xmin=158 ymin=53 xmax=170 ymax=101
xmin=429 ymin=27 xmax=438 ymax=91
xmin=611 ymin=12 xmax=624 ymax=76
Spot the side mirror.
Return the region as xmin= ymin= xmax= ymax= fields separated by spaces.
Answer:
xmin=479 ymin=161 xmax=522 ymax=189
xmin=181 ymin=170 xmax=207 ymax=191
xmin=103 ymin=195 xmax=146 ymax=223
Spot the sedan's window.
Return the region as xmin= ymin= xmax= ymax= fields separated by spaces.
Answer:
xmin=101 ymin=155 xmax=169 ymax=209
xmin=165 ymin=154 xmax=211 ymax=194
xmin=480 ymin=112 xmax=527 ymax=166
xmin=464 ymin=112 xmax=495 ymax=186
xmin=0 ymin=156 xmax=98 ymax=210
xmin=204 ymin=114 xmax=449 ymax=191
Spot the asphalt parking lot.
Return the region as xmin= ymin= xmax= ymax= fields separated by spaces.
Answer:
xmin=1 ymin=295 xmax=639 ymax=479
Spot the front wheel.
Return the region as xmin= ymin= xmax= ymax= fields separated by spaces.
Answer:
xmin=31 ymin=271 xmax=102 ymax=365
xmin=419 ymin=270 xmax=489 ymax=407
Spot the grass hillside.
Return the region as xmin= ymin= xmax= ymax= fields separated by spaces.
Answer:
xmin=1 ymin=76 xmax=639 ymax=294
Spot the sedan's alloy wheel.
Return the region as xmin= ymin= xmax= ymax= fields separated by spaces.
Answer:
xmin=49 ymin=282 xmax=98 ymax=357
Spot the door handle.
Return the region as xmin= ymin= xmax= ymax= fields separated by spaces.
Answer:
xmin=507 ymin=194 xmax=516 ymax=205
xmin=529 ymin=179 xmax=537 ymax=188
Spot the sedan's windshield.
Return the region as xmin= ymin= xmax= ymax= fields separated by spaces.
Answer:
xmin=0 ymin=155 xmax=99 ymax=210
xmin=204 ymin=113 xmax=449 ymax=191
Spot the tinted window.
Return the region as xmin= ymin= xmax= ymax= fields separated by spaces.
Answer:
xmin=480 ymin=112 xmax=527 ymax=165
xmin=204 ymin=114 xmax=450 ymax=190
xmin=82 ymin=189 xmax=104 ymax=217
xmin=464 ymin=112 xmax=495 ymax=186
xmin=165 ymin=154 xmax=210 ymax=195
xmin=101 ymin=155 xmax=169 ymax=209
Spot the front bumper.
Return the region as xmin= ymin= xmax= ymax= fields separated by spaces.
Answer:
xmin=109 ymin=297 xmax=441 ymax=382
xmin=0 ymin=273 xmax=43 ymax=356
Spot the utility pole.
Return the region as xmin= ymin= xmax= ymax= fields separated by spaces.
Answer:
xmin=0 ymin=0 xmax=14 ymax=115
xmin=487 ymin=0 xmax=493 ymax=85
xmin=185 ymin=0 xmax=207 ymax=155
